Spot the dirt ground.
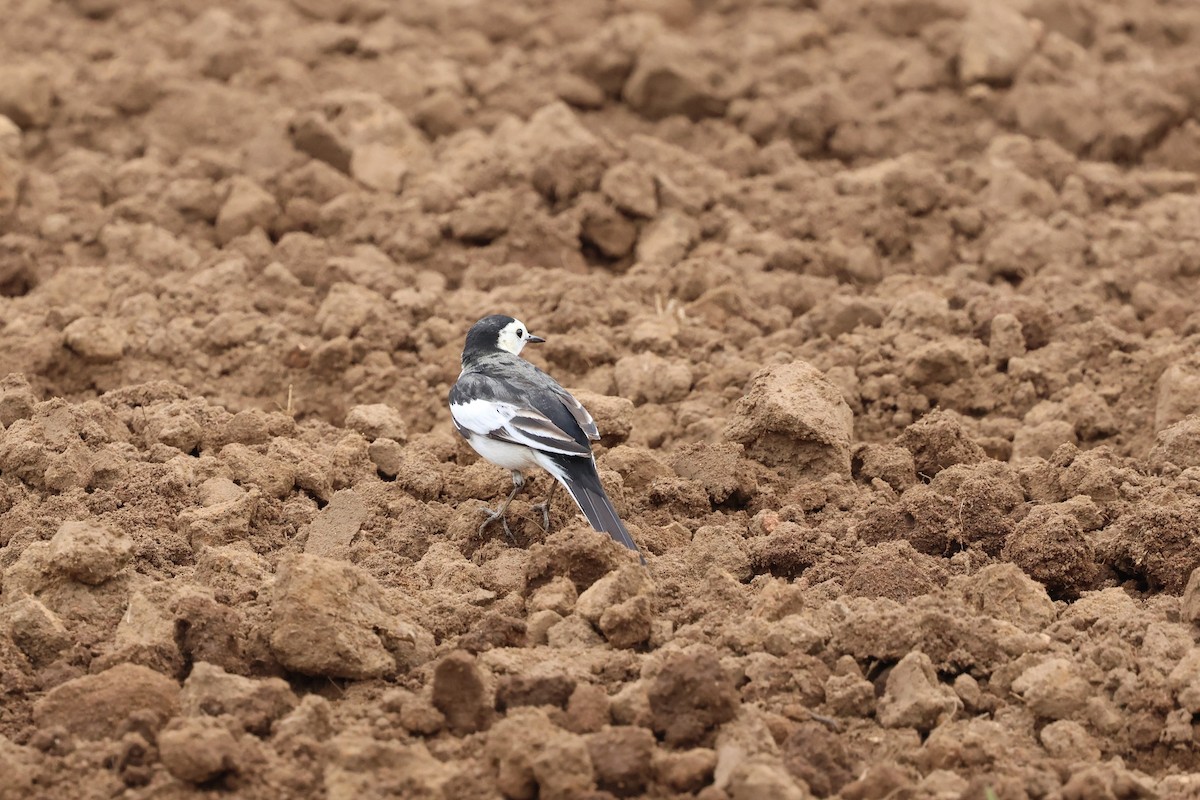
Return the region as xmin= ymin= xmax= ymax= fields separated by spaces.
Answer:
xmin=2 ymin=0 xmax=1200 ymax=797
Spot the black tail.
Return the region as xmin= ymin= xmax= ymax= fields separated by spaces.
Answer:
xmin=555 ymin=457 xmax=645 ymax=564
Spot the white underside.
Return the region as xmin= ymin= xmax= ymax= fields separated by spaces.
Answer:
xmin=464 ymin=433 xmax=583 ymax=511
xmin=465 ymin=433 xmax=543 ymax=472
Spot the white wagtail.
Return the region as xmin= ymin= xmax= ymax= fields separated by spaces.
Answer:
xmin=449 ymin=314 xmax=644 ymax=562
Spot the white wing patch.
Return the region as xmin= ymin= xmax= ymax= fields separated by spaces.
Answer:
xmin=450 ymin=398 xmax=589 ymax=457
xmin=450 ymin=397 xmax=518 ymax=437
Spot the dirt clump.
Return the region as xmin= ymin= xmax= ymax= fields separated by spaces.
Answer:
xmin=648 ymin=647 xmax=739 ymax=747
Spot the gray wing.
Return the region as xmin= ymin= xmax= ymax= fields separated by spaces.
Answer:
xmin=449 ymin=372 xmax=592 ymax=457
xmin=554 ymin=387 xmax=600 ymax=442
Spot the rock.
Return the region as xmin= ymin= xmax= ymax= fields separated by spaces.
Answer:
xmin=532 ymin=728 xmax=597 ymax=800
xmin=288 ymin=110 xmax=353 ymax=173
xmin=159 ymin=717 xmax=240 ymax=784
xmin=601 ymin=161 xmax=658 ymax=218
xmin=1039 ymin=720 xmax=1101 ymax=761
xmin=315 ymin=282 xmax=389 ymax=339
xmin=324 ymin=734 xmax=458 ymax=800
xmin=876 ymin=651 xmax=961 ymax=732
xmin=194 ymin=545 xmax=269 ymax=603
xmin=0 ymin=735 xmax=37 ymax=800
xmin=448 ymin=190 xmax=513 ymax=243
xmin=0 ymin=62 xmax=55 ymax=128
xmin=1012 ymin=658 xmax=1091 ymax=720
xmin=852 ymin=443 xmax=916 ymax=492
xmin=495 ymin=672 xmax=576 ymax=712
xmin=845 ymin=541 xmax=946 ymax=603
xmin=397 ymin=694 xmax=445 ymax=736
xmin=1155 ymin=361 xmax=1200 ymax=432
xmin=983 ymin=215 xmax=1087 ymax=281
xmin=724 ymin=361 xmax=853 ymax=479
xmin=6 ymin=594 xmax=71 ymax=667
xmin=988 ymin=313 xmax=1026 ymax=365
xmin=0 ymin=374 xmax=36 ymax=427
xmin=1148 ymin=415 xmax=1200 ymax=471
xmin=172 ymin=593 xmax=248 ymax=676
xmin=726 ymin=760 xmax=809 ymax=800
xmin=179 ymin=489 xmax=258 ymax=550
xmin=344 ymin=403 xmax=407 ymax=442
xmin=1183 ymin=568 xmax=1200 ymax=624
xmin=431 ymin=650 xmax=493 ymax=735
xmin=555 ymin=72 xmax=607 ymax=109
xmin=668 ymin=441 xmax=757 ymax=507
xmin=959 ymin=0 xmax=1036 ymax=85
xmin=1100 ymin=502 xmax=1200 ymax=593
xmin=1001 ymin=506 xmax=1097 ymax=599
xmin=581 ymin=201 xmax=637 ymax=259
xmin=366 ymin=438 xmax=406 ymax=479
xmin=587 ymin=726 xmax=656 ymax=797
xmin=894 ymin=409 xmax=987 ymax=478
xmin=1169 ymin=648 xmax=1200 ymax=714
xmin=220 ymin=444 xmax=295 ymax=499
xmin=903 ymin=338 xmax=981 ymax=386
xmin=527 ymin=526 xmax=631 ymax=595
xmin=656 ymin=747 xmax=718 ymax=793
xmin=823 ymin=673 xmax=876 ymax=717
xmin=104 ymin=588 xmax=182 ymax=675
xmin=535 ymin=603 xmax=604 ymax=645
xmin=880 ymin=158 xmax=947 ymax=217
xmin=303 ymin=489 xmax=367 ymax=560
xmin=715 ymin=708 xmax=797 ymax=794
xmin=274 ymin=695 xmax=335 ymax=742
xmin=33 ymin=663 xmax=180 ymax=740
xmin=486 ymin=708 xmax=595 ymax=800
xmin=62 ymin=316 xmax=127 ymax=364
xmin=412 ymin=89 xmax=469 ymax=137
xmin=649 ymin=647 xmax=739 ymax=746
xmin=181 ymin=662 xmax=298 ymax=735
xmin=575 ymin=565 xmax=652 ymax=624
xmin=1012 ymin=419 xmax=1077 ymax=462
xmin=269 ymin=554 xmax=431 ymax=679
xmin=0 ymin=115 xmax=19 ymax=158
xmin=215 ymin=177 xmax=279 ymax=244
xmin=781 ymin=720 xmax=858 ymax=797
xmin=635 ymin=208 xmax=697 ymax=266
xmin=529 ymin=576 xmax=578 ymax=616
xmin=48 ymin=520 xmax=132 ymax=585
xmin=0 ymin=155 xmax=19 ymax=222
xmin=623 ymin=35 xmax=727 ymax=120
xmin=956 ymin=563 xmax=1057 ymax=632
xmin=349 ymin=142 xmax=408 ymax=193
xmin=564 ymin=682 xmax=610 ymax=734
xmin=142 ymin=405 xmax=203 ymax=453
xmin=516 ymin=102 xmax=608 ymax=202
xmin=599 ymin=595 xmax=654 ymax=650
xmin=613 ymin=352 xmax=693 ymax=404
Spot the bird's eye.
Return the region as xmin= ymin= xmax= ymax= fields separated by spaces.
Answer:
xmin=516 ymin=329 xmax=524 ymax=338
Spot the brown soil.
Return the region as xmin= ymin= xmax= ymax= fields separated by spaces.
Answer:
xmin=3 ymin=0 xmax=1200 ymax=797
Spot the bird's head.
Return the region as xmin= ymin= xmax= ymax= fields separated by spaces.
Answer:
xmin=463 ymin=314 xmax=545 ymax=360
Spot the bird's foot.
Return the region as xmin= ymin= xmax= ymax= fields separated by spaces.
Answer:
xmin=478 ymin=504 xmax=516 ymax=542
xmin=532 ymin=501 xmax=552 ymax=534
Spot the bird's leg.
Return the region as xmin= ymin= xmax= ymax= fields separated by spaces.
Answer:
xmin=479 ymin=471 xmax=526 ymax=542
xmin=532 ymin=479 xmax=559 ymax=533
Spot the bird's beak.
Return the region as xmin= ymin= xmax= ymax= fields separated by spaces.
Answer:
xmin=525 ymin=334 xmax=546 ymax=344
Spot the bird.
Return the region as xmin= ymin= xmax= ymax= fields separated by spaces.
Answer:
xmin=448 ymin=314 xmax=644 ymax=563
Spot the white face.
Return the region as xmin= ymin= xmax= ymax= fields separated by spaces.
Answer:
xmin=497 ymin=319 xmax=533 ymax=355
